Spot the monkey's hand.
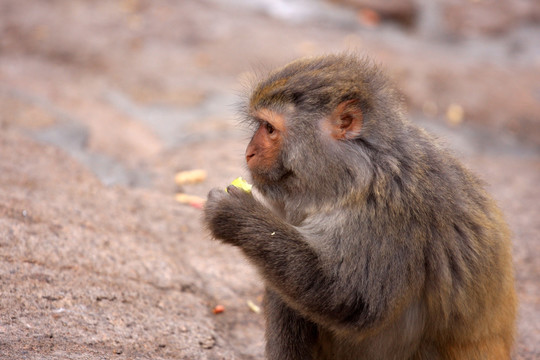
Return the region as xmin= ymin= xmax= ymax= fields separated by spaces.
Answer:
xmin=204 ymin=185 xmax=262 ymax=245
xmin=204 ymin=186 xmax=362 ymax=329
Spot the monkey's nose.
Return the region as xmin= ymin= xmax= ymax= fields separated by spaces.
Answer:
xmin=246 ymin=152 xmax=255 ymax=163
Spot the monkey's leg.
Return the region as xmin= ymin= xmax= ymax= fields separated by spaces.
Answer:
xmin=264 ymin=287 xmax=318 ymax=360
xmin=441 ymin=336 xmax=512 ymax=360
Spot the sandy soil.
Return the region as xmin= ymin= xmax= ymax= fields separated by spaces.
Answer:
xmin=0 ymin=0 xmax=538 ymax=358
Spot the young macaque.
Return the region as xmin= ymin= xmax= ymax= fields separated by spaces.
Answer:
xmin=203 ymin=54 xmax=516 ymax=360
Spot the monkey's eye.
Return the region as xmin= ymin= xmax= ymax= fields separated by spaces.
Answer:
xmin=265 ymin=121 xmax=275 ymax=135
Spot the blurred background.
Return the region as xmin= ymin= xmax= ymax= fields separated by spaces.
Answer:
xmin=0 ymin=0 xmax=538 ymax=359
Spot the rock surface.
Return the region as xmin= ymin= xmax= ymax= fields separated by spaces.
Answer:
xmin=0 ymin=0 xmax=538 ymax=358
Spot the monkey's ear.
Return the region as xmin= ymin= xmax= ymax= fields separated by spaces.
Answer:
xmin=326 ymin=100 xmax=363 ymax=140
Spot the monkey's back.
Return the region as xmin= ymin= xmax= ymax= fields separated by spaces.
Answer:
xmin=420 ymin=155 xmax=516 ymax=359
xmin=360 ymin=123 xmax=517 ymax=359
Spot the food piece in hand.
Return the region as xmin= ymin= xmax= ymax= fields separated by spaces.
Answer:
xmin=228 ymin=177 xmax=252 ymax=193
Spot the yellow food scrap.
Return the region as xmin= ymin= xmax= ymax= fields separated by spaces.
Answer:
xmin=228 ymin=177 xmax=252 ymax=193
xmin=174 ymin=169 xmax=207 ymax=185
xmin=247 ymin=300 xmax=261 ymax=314
xmin=446 ymin=103 xmax=464 ymax=126
xmin=175 ymin=193 xmax=206 ymax=208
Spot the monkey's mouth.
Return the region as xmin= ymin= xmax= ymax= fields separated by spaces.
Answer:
xmin=250 ymin=170 xmax=294 ymax=198
xmin=278 ymin=170 xmax=294 ymax=183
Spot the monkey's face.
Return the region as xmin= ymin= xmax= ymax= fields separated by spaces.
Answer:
xmin=245 ymin=108 xmax=289 ymax=185
xmin=244 ymin=103 xmax=367 ymax=207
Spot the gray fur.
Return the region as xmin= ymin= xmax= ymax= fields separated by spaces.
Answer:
xmin=204 ymin=54 xmax=516 ymax=360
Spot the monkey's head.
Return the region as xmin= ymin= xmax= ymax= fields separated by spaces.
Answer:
xmin=243 ymin=54 xmax=404 ymax=209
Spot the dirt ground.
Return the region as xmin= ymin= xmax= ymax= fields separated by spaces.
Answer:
xmin=0 ymin=0 xmax=539 ymax=359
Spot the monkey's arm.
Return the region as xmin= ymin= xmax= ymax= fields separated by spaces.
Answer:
xmin=204 ymin=187 xmax=382 ymax=329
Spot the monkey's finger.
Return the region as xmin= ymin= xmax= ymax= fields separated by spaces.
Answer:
xmin=226 ymin=185 xmax=243 ymax=195
xmin=206 ymin=187 xmax=228 ymax=203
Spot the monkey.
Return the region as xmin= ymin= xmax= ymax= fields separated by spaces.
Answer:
xmin=203 ymin=54 xmax=516 ymax=360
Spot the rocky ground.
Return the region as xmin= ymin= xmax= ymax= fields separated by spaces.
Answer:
xmin=0 ymin=0 xmax=538 ymax=358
